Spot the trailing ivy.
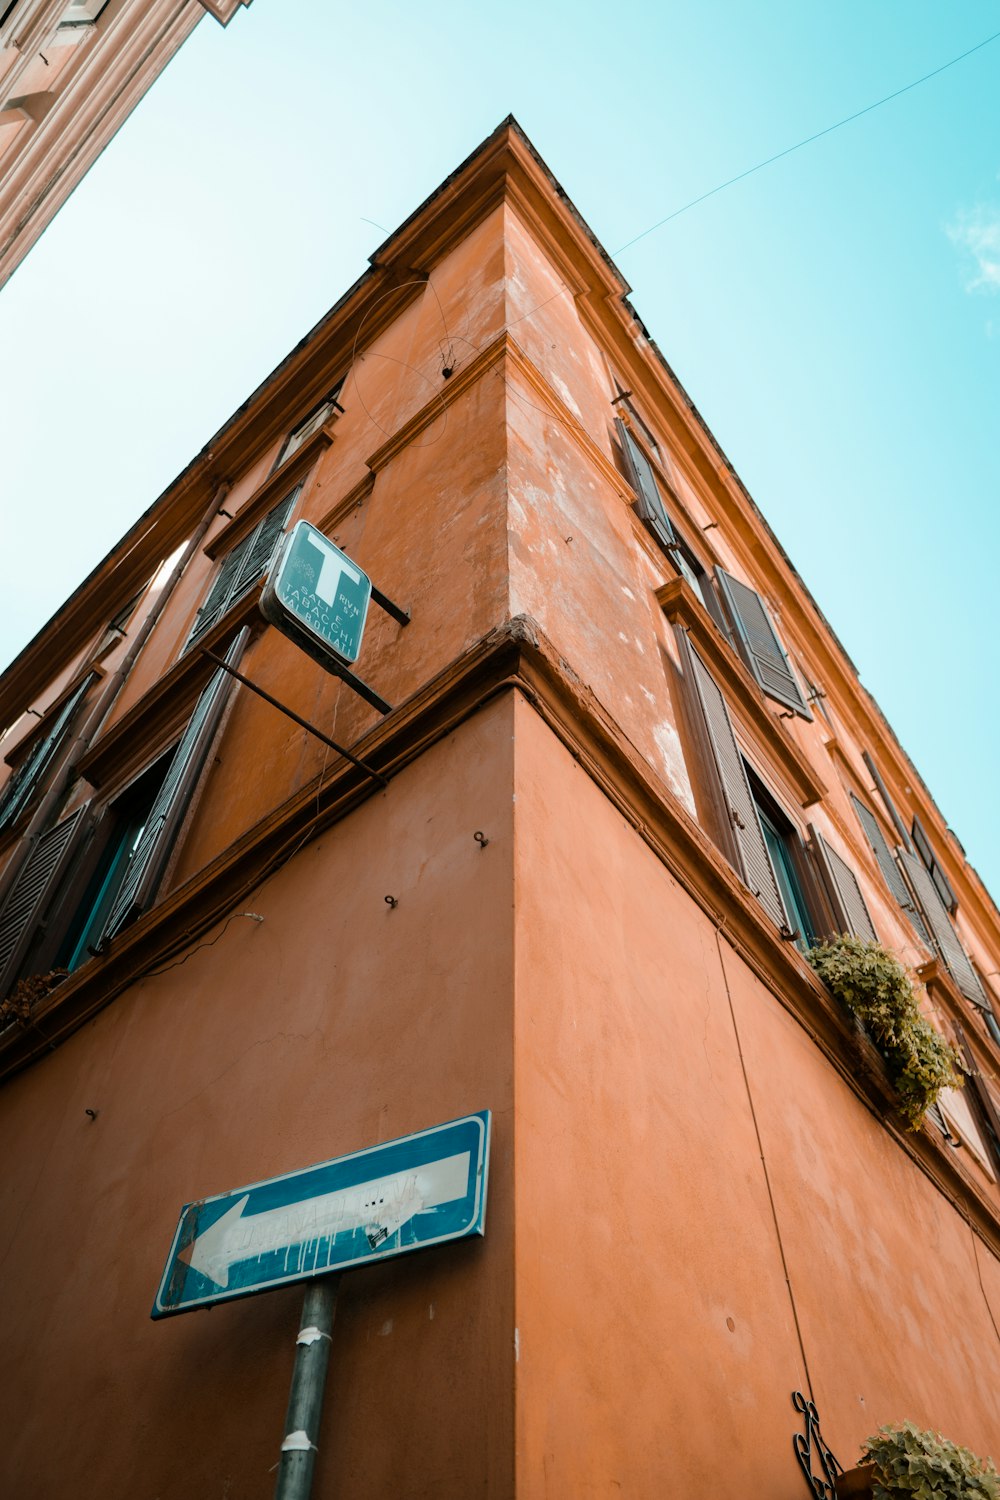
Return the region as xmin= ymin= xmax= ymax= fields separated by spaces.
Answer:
xmin=863 ymin=1421 xmax=1000 ymax=1499
xmin=805 ymin=935 xmax=962 ymax=1131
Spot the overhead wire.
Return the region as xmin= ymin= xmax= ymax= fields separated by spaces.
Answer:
xmin=612 ymin=27 xmax=1000 ymax=255
xmin=474 ymin=26 xmax=1000 ymax=341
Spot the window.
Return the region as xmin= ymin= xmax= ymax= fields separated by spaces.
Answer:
xmin=897 ymin=847 xmax=987 ymax=1006
xmin=0 ymin=674 xmax=93 ymax=835
xmin=851 ymin=788 xmax=987 ymax=1008
xmin=186 ymin=491 xmax=298 ymax=650
xmin=615 ymin=415 xmax=732 ymax=632
xmin=0 ymin=634 xmax=244 ymax=995
xmin=746 ymin=770 xmax=815 ymax=952
xmin=274 ymin=380 xmax=344 ymax=471
xmin=911 ymin=814 xmax=957 ymax=914
xmin=682 ymin=636 xmax=791 ymax=934
xmin=680 ymin=635 xmax=875 ymax=954
xmin=615 ymin=415 xmax=678 ymax=557
xmin=612 ymin=381 xmax=661 ymax=458
xmin=851 ymin=793 xmax=932 ymax=946
xmin=54 ymin=753 xmax=171 ymax=971
xmin=809 ymin=825 xmax=877 ymax=943
xmin=715 ymin=570 xmax=811 ymax=719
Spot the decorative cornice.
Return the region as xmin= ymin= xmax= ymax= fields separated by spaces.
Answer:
xmin=657 ymin=575 xmax=826 ymax=808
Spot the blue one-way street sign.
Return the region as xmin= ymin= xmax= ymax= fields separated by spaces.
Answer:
xmin=153 ymin=1111 xmax=490 ymax=1318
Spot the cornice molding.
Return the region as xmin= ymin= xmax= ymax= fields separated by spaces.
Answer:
xmin=657 ymin=575 xmax=826 ymax=809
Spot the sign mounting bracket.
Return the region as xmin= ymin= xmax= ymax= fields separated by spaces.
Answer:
xmin=199 ymin=649 xmax=388 ymax=786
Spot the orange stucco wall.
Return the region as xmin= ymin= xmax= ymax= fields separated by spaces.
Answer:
xmin=0 ymin=701 xmax=516 ymax=1496
xmin=511 ymin=699 xmax=1000 ymax=1495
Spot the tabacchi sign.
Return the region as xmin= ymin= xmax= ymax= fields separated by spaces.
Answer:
xmin=261 ymin=520 xmax=372 ymax=667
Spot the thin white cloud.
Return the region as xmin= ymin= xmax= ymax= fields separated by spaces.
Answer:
xmin=947 ymin=205 xmax=1000 ymax=293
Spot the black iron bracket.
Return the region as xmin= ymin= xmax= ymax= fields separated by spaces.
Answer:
xmin=331 ymin=541 xmax=410 ymax=628
xmin=792 ymin=1391 xmax=844 ymax=1500
xmin=200 ymin=649 xmax=388 ymax=787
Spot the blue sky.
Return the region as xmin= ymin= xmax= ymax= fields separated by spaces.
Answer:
xmin=1 ymin=1 xmax=998 ymax=897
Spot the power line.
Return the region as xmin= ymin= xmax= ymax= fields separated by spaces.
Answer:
xmin=613 ymin=28 xmax=1000 ymax=256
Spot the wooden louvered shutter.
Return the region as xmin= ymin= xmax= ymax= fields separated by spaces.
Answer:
xmin=716 ymin=570 xmax=811 ymax=718
xmin=186 ymin=540 xmax=248 ymax=649
xmin=230 ymin=490 xmax=298 ymax=603
xmin=911 ymin=814 xmax=957 ymax=914
xmin=953 ymin=1023 xmax=1000 ymax=1174
xmin=896 ymin=847 xmax=986 ymax=1006
xmin=615 ymin=418 xmax=677 ymax=554
xmin=0 ymin=806 xmax=91 ymax=994
xmin=0 ymin=675 xmax=92 ymax=832
xmin=850 ymin=795 xmax=932 ymax=947
xmin=100 ymin=631 xmax=246 ymax=944
xmin=810 ymin=827 xmax=878 ymax=942
xmin=861 ymin=751 xmax=913 ymax=851
xmin=185 ymin=491 xmax=298 ymax=650
xmin=685 ymin=641 xmax=786 ymax=929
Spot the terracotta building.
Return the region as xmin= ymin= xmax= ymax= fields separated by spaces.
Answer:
xmin=1 ymin=119 xmax=998 ymax=1496
xmin=0 ymin=0 xmax=250 ymax=288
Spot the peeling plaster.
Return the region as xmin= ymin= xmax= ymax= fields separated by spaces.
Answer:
xmin=652 ymin=721 xmax=696 ymax=816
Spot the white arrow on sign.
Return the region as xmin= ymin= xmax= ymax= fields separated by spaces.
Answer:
xmin=178 ymin=1152 xmax=471 ymax=1288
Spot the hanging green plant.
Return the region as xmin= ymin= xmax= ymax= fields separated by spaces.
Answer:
xmin=842 ymin=1421 xmax=1000 ymax=1499
xmin=805 ymin=935 xmax=963 ymax=1131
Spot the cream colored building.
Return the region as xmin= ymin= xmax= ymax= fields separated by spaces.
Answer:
xmin=0 ymin=0 xmax=250 ymax=287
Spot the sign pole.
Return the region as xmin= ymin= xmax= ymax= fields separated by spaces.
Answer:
xmin=274 ymin=1275 xmax=340 ymax=1500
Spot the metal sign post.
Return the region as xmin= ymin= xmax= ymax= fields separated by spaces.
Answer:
xmin=154 ymin=1115 xmax=490 ymax=1496
xmin=153 ymin=1112 xmax=490 ymax=1316
xmin=274 ymin=1276 xmax=340 ymax=1500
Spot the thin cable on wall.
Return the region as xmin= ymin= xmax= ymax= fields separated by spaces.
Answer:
xmin=349 ymin=276 xmax=457 ymax=447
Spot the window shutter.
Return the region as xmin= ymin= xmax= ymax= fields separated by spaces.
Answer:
xmin=685 ymin=640 xmax=787 ymax=930
xmin=810 ymin=827 xmax=878 ymax=942
xmin=924 ymin=1101 xmax=954 ymax=1141
xmin=231 ymin=490 xmax=297 ymax=600
xmin=0 ymin=675 xmax=92 ymax=832
xmin=0 ymin=806 xmax=91 ymax=994
xmin=100 ymin=631 xmax=246 ymax=944
xmin=952 ymin=1023 xmax=1000 ymax=1174
xmin=911 ymin=814 xmax=957 ymax=914
xmin=896 ymin=847 xmax=986 ymax=1006
xmin=716 ymin=570 xmax=811 ymax=719
xmin=186 ymin=491 xmax=297 ymax=649
xmin=615 ymin=417 xmax=677 ymax=555
xmin=861 ymin=751 xmax=913 ymax=852
xmin=850 ymin=794 xmax=932 ymax=947
xmin=187 ymin=541 xmax=249 ymax=648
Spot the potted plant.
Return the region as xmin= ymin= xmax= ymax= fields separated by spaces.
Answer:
xmin=836 ymin=1422 xmax=999 ymax=1498
xmin=805 ymin=935 xmax=962 ymax=1130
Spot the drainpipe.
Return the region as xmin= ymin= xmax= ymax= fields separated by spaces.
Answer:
xmin=0 ymin=481 xmax=228 ymax=912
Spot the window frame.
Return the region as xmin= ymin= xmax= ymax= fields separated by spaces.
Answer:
xmin=744 ymin=765 xmax=819 ymax=951
xmin=273 ymin=379 xmax=345 ymax=473
xmin=715 ymin=568 xmax=812 ymax=720
xmin=0 ymin=632 xmax=246 ymax=995
xmin=184 ymin=489 xmax=299 ymax=652
xmin=0 ymin=672 xmax=94 ymax=835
